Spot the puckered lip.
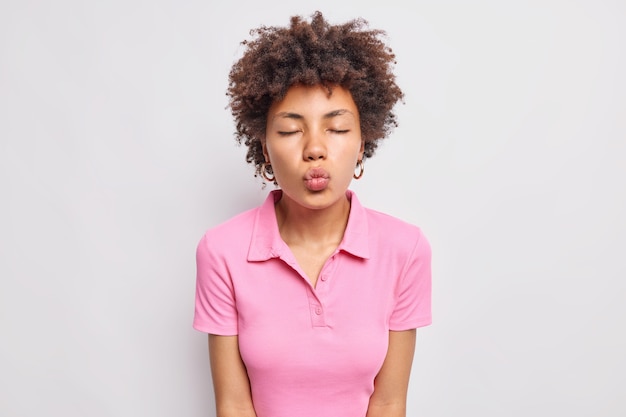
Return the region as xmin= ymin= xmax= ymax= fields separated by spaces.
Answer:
xmin=304 ymin=167 xmax=330 ymax=180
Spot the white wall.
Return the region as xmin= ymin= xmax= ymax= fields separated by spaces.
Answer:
xmin=1 ymin=1 xmax=624 ymax=416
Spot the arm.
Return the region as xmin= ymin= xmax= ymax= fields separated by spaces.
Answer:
xmin=208 ymin=334 xmax=257 ymax=417
xmin=366 ymin=329 xmax=417 ymax=417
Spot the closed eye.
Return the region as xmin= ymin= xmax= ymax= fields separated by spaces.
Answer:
xmin=329 ymin=129 xmax=349 ymax=134
xmin=277 ymin=131 xmax=300 ymax=136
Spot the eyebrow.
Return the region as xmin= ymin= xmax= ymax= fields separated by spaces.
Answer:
xmin=272 ymin=109 xmax=354 ymax=120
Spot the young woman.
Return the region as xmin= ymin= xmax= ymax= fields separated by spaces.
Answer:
xmin=194 ymin=11 xmax=432 ymax=417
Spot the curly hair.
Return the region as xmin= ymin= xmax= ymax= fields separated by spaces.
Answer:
xmin=227 ymin=11 xmax=404 ymax=177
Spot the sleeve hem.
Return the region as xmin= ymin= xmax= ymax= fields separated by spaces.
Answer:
xmin=193 ymin=321 xmax=238 ymax=336
xmin=389 ymin=316 xmax=432 ymax=331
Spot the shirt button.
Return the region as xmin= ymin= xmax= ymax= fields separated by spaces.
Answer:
xmin=315 ymin=307 xmax=322 ymax=315
xmin=320 ymin=275 xmax=327 ymax=282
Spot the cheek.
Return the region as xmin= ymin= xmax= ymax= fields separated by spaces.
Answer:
xmin=348 ymin=140 xmax=364 ymax=163
xmin=265 ymin=149 xmax=297 ymax=180
xmin=264 ymin=143 xmax=281 ymax=166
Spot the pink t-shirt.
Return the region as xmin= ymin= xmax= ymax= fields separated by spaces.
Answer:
xmin=194 ymin=190 xmax=431 ymax=417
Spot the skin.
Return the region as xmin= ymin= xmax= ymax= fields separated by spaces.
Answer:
xmin=209 ymin=335 xmax=256 ymax=417
xmin=209 ymin=84 xmax=416 ymax=417
xmin=263 ymin=84 xmax=364 ymax=286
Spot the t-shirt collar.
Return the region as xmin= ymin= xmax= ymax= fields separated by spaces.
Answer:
xmin=247 ymin=189 xmax=370 ymax=261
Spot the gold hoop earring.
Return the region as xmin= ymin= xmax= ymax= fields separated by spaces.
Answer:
xmin=353 ymin=160 xmax=364 ymax=180
xmin=261 ymin=162 xmax=275 ymax=182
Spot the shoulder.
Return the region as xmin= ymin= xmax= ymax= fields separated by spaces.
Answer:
xmin=197 ymin=207 xmax=258 ymax=257
xmin=348 ymin=191 xmax=427 ymax=250
xmin=365 ymin=207 xmax=427 ymax=242
xmin=364 ymin=208 xmax=431 ymax=258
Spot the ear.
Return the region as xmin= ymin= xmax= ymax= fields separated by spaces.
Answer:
xmin=358 ymin=139 xmax=365 ymax=161
xmin=262 ymin=141 xmax=270 ymax=163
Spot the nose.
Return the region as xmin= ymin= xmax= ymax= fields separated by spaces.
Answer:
xmin=303 ymin=129 xmax=327 ymax=161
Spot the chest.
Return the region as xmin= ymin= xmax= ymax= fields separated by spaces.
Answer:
xmin=235 ymin=254 xmax=394 ymax=389
xmin=232 ymin=252 xmax=403 ymax=333
xmin=289 ymin=245 xmax=336 ymax=288
xmin=231 ymin=252 xmax=403 ymax=399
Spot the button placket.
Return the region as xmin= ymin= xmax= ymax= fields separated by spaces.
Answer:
xmin=318 ymin=253 xmax=338 ymax=287
xmin=305 ymin=282 xmax=327 ymax=327
xmin=308 ymin=300 xmax=326 ymax=327
xmin=308 ymin=252 xmax=341 ymax=328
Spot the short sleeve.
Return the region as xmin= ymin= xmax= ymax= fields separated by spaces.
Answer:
xmin=193 ymin=233 xmax=239 ymax=335
xmin=389 ymin=230 xmax=432 ymax=331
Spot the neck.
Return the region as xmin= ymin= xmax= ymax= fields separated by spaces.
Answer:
xmin=275 ymin=192 xmax=351 ymax=247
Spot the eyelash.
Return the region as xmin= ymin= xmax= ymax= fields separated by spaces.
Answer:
xmin=277 ymin=129 xmax=349 ymax=136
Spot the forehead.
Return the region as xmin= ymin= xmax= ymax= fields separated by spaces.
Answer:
xmin=268 ymin=84 xmax=359 ymax=119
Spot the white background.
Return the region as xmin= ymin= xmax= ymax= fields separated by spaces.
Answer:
xmin=1 ymin=0 xmax=625 ymax=416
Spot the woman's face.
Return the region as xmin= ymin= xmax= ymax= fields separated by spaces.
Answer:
xmin=263 ymin=84 xmax=364 ymax=211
